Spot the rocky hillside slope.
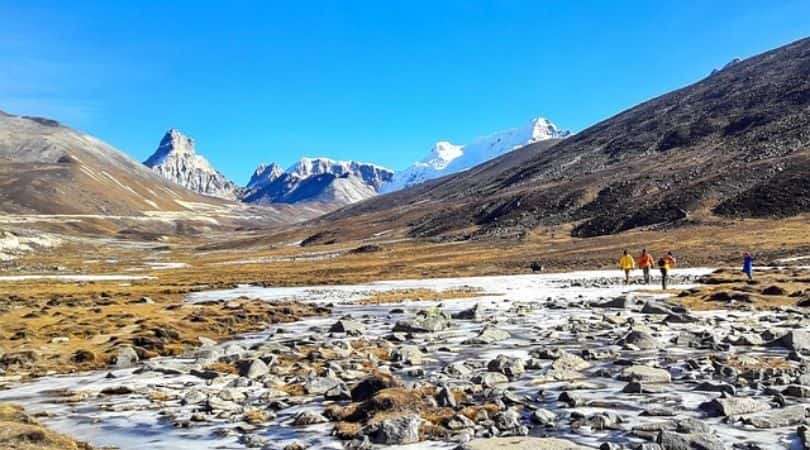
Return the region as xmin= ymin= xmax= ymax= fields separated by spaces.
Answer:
xmin=319 ymin=37 xmax=810 ymax=241
xmin=0 ymin=112 xmax=229 ymax=215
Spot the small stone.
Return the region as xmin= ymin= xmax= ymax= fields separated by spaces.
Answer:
xmin=293 ymin=410 xmax=328 ymax=426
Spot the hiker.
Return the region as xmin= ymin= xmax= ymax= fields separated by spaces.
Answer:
xmin=619 ymin=250 xmax=636 ymax=284
xmin=637 ymin=248 xmax=654 ymax=285
xmin=742 ymin=252 xmax=755 ymax=281
xmin=658 ymin=251 xmax=676 ymax=290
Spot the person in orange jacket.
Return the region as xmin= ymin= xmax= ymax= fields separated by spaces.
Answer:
xmin=618 ymin=250 xmax=636 ymax=284
xmin=637 ymin=248 xmax=654 ymax=285
xmin=658 ymin=251 xmax=677 ymax=290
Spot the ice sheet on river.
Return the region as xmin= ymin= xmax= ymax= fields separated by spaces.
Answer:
xmin=3 ymin=268 xmax=803 ymax=450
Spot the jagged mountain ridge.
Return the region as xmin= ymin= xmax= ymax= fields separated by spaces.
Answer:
xmin=382 ymin=117 xmax=570 ymax=192
xmin=242 ymin=157 xmax=393 ymax=206
xmin=143 ymin=130 xmax=241 ymax=200
xmin=316 ymin=36 xmax=810 ymax=241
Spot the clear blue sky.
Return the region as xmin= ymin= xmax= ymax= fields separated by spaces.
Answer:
xmin=1 ymin=1 xmax=808 ymax=184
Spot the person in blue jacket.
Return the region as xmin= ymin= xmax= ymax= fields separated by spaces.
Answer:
xmin=742 ymin=252 xmax=754 ymax=281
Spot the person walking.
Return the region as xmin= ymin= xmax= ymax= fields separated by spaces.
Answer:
xmin=637 ymin=248 xmax=654 ymax=285
xmin=619 ymin=250 xmax=636 ymax=284
xmin=658 ymin=251 xmax=676 ymax=290
xmin=742 ymin=252 xmax=755 ymax=281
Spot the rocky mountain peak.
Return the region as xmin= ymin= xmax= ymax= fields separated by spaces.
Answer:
xmin=143 ymin=129 xmax=239 ymax=200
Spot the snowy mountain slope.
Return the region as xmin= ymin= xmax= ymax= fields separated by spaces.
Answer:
xmin=242 ymin=157 xmax=393 ymax=206
xmin=246 ymin=163 xmax=284 ymax=190
xmin=144 ymin=129 xmax=240 ymax=200
xmin=382 ymin=117 xmax=569 ymax=192
xmin=0 ymin=112 xmax=227 ymax=215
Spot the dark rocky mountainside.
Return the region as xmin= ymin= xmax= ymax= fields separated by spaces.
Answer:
xmin=321 ymin=37 xmax=810 ymax=240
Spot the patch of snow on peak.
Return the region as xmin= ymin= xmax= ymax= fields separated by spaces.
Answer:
xmin=383 ymin=117 xmax=569 ymax=192
xmin=247 ymin=163 xmax=284 ymax=189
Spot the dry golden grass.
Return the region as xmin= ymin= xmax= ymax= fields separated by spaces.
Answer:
xmin=0 ymin=295 xmax=327 ymax=378
xmin=0 ymin=404 xmax=94 ymax=450
xmin=356 ymin=287 xmax=486 ymax=305
xmin=673 ymin=267 xmax=809 ymax=311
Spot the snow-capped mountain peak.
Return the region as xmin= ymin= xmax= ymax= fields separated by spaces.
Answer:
xmin=425 ymin=141 xmax=463 ymax=170
xmin=247 ymin=162 xmax=284 ymax=189
xmin=382 ymin=117 xmax=569 ymax=193
xmin=143 ymin=129 xmax=239 ymax=200
xmin=144 ymin=129 xmax=197 ymax=165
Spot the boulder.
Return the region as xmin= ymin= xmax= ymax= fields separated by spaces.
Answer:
xmin=452 ymin=304 xmax=482 ymax=320
xmin=351 ymin=372 xmax=403 ymax=402
xmin=768 ymin=330 xmax=810 ymax=353
xmin=330 ymin=319 xmax=366 ymax=336
xmin=293 ymin=410 xmax=328 ymax=426
xmin=618 ymin=366 xmax=671 ymax=384
xmin=740 ymin=405 xmax=809 ymax=428
xmin=591 ymin=296 xmax=629 ymax=308
xmin=464 ymin=326 xmax=510 ymax=345
xmin=693 ymin=381 xmax=736 ymax=396
xmin=392 ymin=345 xmax=424 ymax=365
xmin=304 ymin=376 xmax=341 ymax=395
xmin=238 ymin=358 xmax=269 ymax=379
xmin=618 ymin=329 xmax=660 ymax=350
xmin=551 ymin=352 xmax=590 ymax=371
xmin=368 ymin=414 xmax=422 ymax=445
xmin=114 ymin=346 xmax=139 ymax=369
xmin=393 ymin=309 xmax=451 ymax=333
xmin=473 ymin=372 xmax=509 ymax=388
xmin=487 ymin=355 xmax=526 ymax=378
xmin=530 ymin=408 xmax=557 ymax=426
xmin=657 ymin=431 xmax=724 ymax=450
xmin=699 ymin=397 xmax=770 ymax=417
xmin=783 ymin=385 xmax=810 ymax=398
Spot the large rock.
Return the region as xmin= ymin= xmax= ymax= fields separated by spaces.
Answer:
xmin=657 ymin=431 xmax=724 ymax=450
xmin=392 ymin=345 xmax=424 ymax=365
xmin=304 ymin=376 xmax=341 ymax=395
xmin=740 ymin=405 xmax=809 ymax=428
xmin=293 ymin=410 xmax=328 ymax=426
xmin=591 ymin=296 xmax=629 ymax=308
xmin=768 ymin=330 xmax=810 ymax=353
xmin=330 ymin=319 xmax=366 ymax=336
xmin=699 ymin=397 xmax=770 ymax=417
xmin=618 ymin=329 xmax=660 ymax=350
xmin=114 ymin=346 xmax=139 ymax=369
xmin=551 ymin=352 xmax=590 ymax=371
xmin=461 ymin=437 xmax=593 ymax=450
xmin=487 ymin=355 xmax=526 ymax=378
xmin=393 ymin=309 xmax=451 ymax=333
xmin=464 ymin=326 xmax=511 ymax=345
xmin=452 ymin=304 xmax=482 ymax=320
xmin=238 ymin=358 xmax=269 ymax=379
xmin=351 ymin=371 xmax=403 ymax=402
xmin=618 ymin=366 xmax=671 ymax=384
xmin=368 ymin=414 xmax=422 ymax=445
xmin=473 ymin=372 xmax=509 ymax=388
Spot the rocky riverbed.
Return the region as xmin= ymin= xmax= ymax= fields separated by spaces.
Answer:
xmin=3 ymin=268 xmax=810 ymax=450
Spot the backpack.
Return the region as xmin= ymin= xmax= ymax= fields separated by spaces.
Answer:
xmin=657 ymin=257 xmax=666 ymax=268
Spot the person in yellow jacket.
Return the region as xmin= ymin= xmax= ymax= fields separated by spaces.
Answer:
xmin=618 ymin=250 xmax=636 ymax=284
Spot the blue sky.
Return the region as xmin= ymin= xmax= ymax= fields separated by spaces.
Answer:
xmin=1 ymin=1 xmax=808 ymax=184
